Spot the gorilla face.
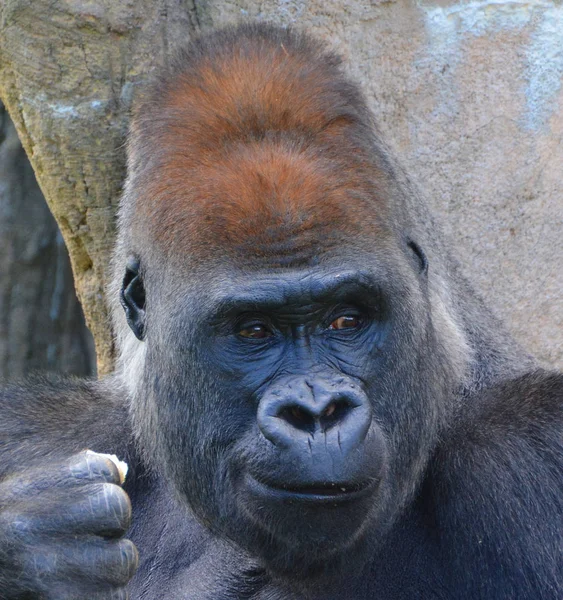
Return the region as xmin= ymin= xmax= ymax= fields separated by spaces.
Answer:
xmin=124 ymin=241 xmax=451 ymax=576
xmin=116 ymin=23 xmax=470 ymax=579
xmin=204 ymin=266 xmax=390 ymax=553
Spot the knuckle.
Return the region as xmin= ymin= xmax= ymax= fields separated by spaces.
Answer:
xmin=0 ymin=471 xmax=38 ymax=502
xmin=102 ymin=539 xmax=138 ymax=585
xmin=71 ymin=451 xmax=121 ymax=484
xmin=70 ymin=483 xmax=131 ymax=535
xmin=46 ymin=583 xmax=129 ymax=600
xmin=119 ymin=538 xmax=139 ymax=575
xmin=100 ymin=483 xmax=132 ymax=521
xmin=22 ymin=549 xmax=59 ymax=579
xmin=0 ymin=510 xmax=35 ymax=541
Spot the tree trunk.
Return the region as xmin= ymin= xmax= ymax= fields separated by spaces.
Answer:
xmin=0 ymin=103 xmax=95 ymax=379
xmin=0 ymin=0 xmax=200 ymax=375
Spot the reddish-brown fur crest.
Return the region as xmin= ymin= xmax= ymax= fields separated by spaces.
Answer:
xmin=126 ymin=24 xmax=391 ymax=267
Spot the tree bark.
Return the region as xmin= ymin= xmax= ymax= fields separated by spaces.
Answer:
xmin=0 ymin=0 xmax=200 ymax=375
xmin=0 ymin=103 xmax=95 ymax=379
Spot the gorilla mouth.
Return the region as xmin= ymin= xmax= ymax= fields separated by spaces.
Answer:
xmin=245 ymin=473 xmax=375 ymax=503
xmin=278 ymin=482 xmax=369 ymax=496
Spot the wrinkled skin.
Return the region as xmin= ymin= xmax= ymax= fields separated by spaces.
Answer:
xmin=1 ymin=23 xmax=562 ymax=600
xmin=132 ymin=255 xmax=450 ymax=578
xmin=0 ymin=446 xmax=136 ymax=599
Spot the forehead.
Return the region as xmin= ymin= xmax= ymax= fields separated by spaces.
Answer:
xmin=144 ymin=142 xmax=386 ymax=268
xmin=219 ymin=267 xmax=376 ymax=301
xmin=127 ymin=30 xmax=391 ymax=268
xmin=181 ymin=265 xmax=387 ymax=326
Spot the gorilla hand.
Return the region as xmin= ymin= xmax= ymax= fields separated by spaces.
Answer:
xmin=0 ymin=450 xmax=138 ymax=599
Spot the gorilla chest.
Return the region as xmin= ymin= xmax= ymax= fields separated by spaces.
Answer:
xmin=127 ymin=480 xmax=452 ymax=600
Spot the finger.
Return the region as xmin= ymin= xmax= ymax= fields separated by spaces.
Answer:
xmin=23 ymin=537 xmax=138 ymax=588
xmin=85 ymin=451 xmax=128 ymax=485
xmin=5 ymin=483 xmax=132 ymax=538
xmin=46 ymin=588 xmax=129 ymax=600
xmin=0 ymin=451 xmax=123 ymax=503
xmin=72 ymin=451 xmax=125 ymax=485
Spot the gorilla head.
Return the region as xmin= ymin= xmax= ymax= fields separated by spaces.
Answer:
xmin=114 ymin=24 xmax=475 ymax=577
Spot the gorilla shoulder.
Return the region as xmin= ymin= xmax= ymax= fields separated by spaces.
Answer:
xmin=427 ymin=370 xmax=563 ymax=597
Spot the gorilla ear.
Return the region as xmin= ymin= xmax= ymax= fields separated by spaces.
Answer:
xmin=407 ymin=240 xmax=428 ymax=275
xmin=120 ymin=256 xmax=146 ymax=340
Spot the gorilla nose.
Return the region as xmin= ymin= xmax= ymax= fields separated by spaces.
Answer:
xmin=257 ymin=374 xmax=372 ymax=453
xmin=278 ymin=397 xmax=352 ymax=433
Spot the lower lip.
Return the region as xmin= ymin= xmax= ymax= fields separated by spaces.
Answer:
xmin=244 ymin=473 xmax=375 ymax=504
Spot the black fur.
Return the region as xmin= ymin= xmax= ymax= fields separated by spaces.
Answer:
xmin=0 ymin=24 xmax=561 ymax=600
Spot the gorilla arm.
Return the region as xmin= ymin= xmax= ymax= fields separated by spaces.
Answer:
xmin=0 ymin=376 xmax=131 ymax=474
xmin=0 ymin=377 xmax=138 ymax=598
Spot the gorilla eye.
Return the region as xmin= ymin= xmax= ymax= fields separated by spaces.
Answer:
xmin=329 ymin=315 xmax=361 ymax=331
xmin=238 ymin=324 xmax=273 ymax=339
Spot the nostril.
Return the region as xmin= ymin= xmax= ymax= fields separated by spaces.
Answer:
xmin=324 ymin=403 xmax=336 ymax=417
xmin=320 ymin=400 xmax=352 ymax=432
xmin=278 ymin=405 xmax=316 ymax=434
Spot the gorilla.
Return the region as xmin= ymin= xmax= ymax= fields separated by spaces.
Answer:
xmin=0 ymin=23 xmax=562 ymax=600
